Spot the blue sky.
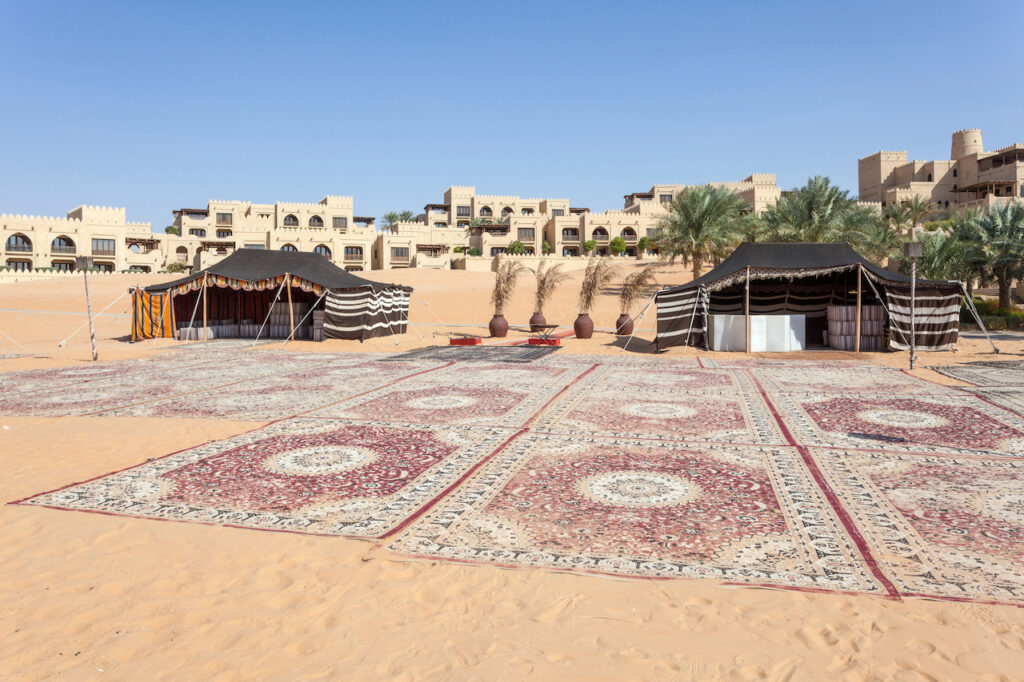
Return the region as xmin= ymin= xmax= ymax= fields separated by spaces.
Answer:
xmin=1 ymin=0 xmax=1021 ymax=232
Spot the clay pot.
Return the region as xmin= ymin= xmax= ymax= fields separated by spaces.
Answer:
xmin=529 ymin=312 xmax=546 ymax=332
xmin=488 ymin=314 xmax=509 ymax=338
xmin=573 ymin=313 xmax=594 ymax=339
xmin=615 ymin=313 xmax=634 ymax=336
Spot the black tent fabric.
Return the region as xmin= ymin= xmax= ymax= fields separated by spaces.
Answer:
xmin=146 ymin=249 xmax=392 ymax=293
xmin=323 ymin=287 xmax=411 ymax=340
xmin=140 ymin=250 xmax=411 ymax=341
xmin=654 ymin=242 xmax=964 ymax=351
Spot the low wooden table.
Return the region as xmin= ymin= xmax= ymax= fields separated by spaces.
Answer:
xmin=529 ymin=324 xmax=561 ymax=346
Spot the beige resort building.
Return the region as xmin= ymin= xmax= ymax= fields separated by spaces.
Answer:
xmin=859 ymin=128 xmax=1024 ymax=211
xmin=382 ymin=175 xmax=780 ymax=269
xmin=169 ymin=196 xmax=377 ymax=272
xmin=1 ymin=205 xmax=163 ymax=273
xmin=3 ymin=176 xmax=781 ymax=275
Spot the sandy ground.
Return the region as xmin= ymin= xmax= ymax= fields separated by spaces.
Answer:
xmin=2 ymin=269 xmax=1024 ymax=680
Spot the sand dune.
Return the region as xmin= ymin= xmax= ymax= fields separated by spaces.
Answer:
xmin=2 ymin=270 xmax=1024 ymax=680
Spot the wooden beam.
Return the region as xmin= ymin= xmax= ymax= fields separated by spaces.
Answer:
xmin=745 ymin=266 xmax=751 ymax=353
xmin=202 ymin=274 xmax=208 ymax=342
xmin=855 ymin=265 xmax=862 ymax=352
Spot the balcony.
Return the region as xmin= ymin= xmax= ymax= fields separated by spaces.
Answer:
xmin=344 ymin=253 xmax=364 ymax=262
xmin=92 ymin=249 xmax=116 ymax=257
xmin=592 ymin=233 xmax=609 ymax=243
xmin=6 ymin=244 xmax=32 ymax=252
xmin=561 ymin=232 xmax=580 ymax=243
xmin=51 ymin=245 xmax=76 ymax=255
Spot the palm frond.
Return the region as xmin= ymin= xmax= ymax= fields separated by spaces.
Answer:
xmin=530 ymin=260 xmax=570 ymax=313
xmin=578 ymin=258 xmax=618 ymax=313
xmin=619 ymin=265 xmax=658 ymax=314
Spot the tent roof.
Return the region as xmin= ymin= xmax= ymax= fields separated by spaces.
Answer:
xmin=146 ymin=249 xmax=409 ymax=293
xmin=665 ymin=242 xmax=952 ymax=293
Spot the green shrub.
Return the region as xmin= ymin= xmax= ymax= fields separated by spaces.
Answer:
xmin=468 ymin=248 xmax=481 ymax=257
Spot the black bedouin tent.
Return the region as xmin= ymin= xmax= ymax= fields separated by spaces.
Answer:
xmin=134 ymin=250 xmax=411 ymax=342
xmin=654 ymin=242 xmax=978 ymax=352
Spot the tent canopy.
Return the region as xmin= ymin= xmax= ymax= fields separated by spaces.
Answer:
xmin=672 ymin=242 xmax=922 ymax=293
xmin=655 ymin=242 xmax=965 ymax=351
xmin=146 ymin=249 xmax=409 ymax=293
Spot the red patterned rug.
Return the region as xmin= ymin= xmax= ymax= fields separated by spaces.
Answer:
xmin=767 ymin=392 xmax=1024 ymax=456
xmin=808 ymin=447 xmax=1024 ymax=604
xmin=530 ymin=366 xmax=782 ymax=444
xmin=15 ymin=418 xmax=514 ymax=539
xmin=386 ymin=433 xmax=887 ymax=594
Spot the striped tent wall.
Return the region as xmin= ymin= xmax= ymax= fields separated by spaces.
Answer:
xmin=323 ymin=287 xmax=411 ymax=341
xmin=882 ymin=283 xmax=962 ymax=351
xmin=655 ymin=285 xmax=709 ymax=350
xmin=130 ymin=288 xmax=176 ymax=341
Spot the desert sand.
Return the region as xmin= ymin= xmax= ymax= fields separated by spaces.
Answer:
xmin=2 ymin=266 xmax=1024 ymax=681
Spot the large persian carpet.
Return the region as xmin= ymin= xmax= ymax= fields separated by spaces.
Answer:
xmin=17 ymin=418 xmax=514 ymax=538
xmin=9 ymin=351 xmax=1024 ymax=605
xmin=934 ymin=360 xmax=1024 ymax=387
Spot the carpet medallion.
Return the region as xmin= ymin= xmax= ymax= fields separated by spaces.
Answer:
xmin=768 ymin=392 xmax=1024 ymax=456
xmin=387 ymin=433 xmax=886 ymax=593
xmin=16 ymin=419 xmax=514 ymax=538
xmin=809 ymin=448 xmax=1024 ymax=605
xmin=531 ymin=368 xmax=781 ymax=443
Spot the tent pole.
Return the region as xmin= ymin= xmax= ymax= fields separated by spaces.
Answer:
xmin=962 ymin=284 xmax=999 ymax=354
xmin=744 ymin=266 xmax=751 ymax=353
xmin=910 ymin=259 xmax=917 ymax=369
xmin=283 ymin=290 xmax=327 ymax=348
xmin=183 ymin=275 xmax=206 ymax=345
xmin=622 ymin=293 xmax=656 ymax=353
xmin=202 ymin=275 xmax=208 ymax=342
xmin=855 ymin=264 xmax=862 ymax=353
xmin=253 ymin=278 xmax=287 ymax=347
xmin=286 ymin=273 xmax=295 ymax=341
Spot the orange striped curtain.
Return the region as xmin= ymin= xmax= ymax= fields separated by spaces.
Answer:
xmin=131 ymin=288 xmax=176 ymax=341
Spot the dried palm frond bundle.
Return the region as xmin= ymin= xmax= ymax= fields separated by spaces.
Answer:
xmin=491 ymin=257 xmax=526 ymax=315
xmin=530 ymin=261 xmax=570 ymax=314
xmin=578 ymin=258 xmax=617 ymax=314
xmin=619 ymin=265 xmax=658 ymax=314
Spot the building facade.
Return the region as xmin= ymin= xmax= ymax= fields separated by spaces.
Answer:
xmin=1 ymin=205 xmax=163 ymax=273
xmin=859 ymin=129 xmax=1024 ymax=211
xmin=381 ymin=175 xmax=780 ymax=268
xmin=2 ymin=176 xmax=782 ymax=274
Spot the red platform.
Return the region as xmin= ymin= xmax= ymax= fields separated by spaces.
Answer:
xmin=449 ymin=336 xmax=483 ymax=346
xmin=528 ymin=338 xmax=560 ymax=346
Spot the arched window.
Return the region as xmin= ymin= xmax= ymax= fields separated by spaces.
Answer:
xmin=281 ymin=244 xmax=297 ymax=252
xmin=51 ymin=235 xmax=75 ymax=253
xmin=5 ymin=233 xmax=32 ymax=252
xmin=175 ymin=246 xmax=188 ymax=262
xmin=953 ymin=184 xmax=957 ymax=191
xmin=621 ymin=227 xmax=637 ymax=239
xmin=953 ymin=168 xmax=958 ymax=177
xmin=189 ymin=228 xmax=206 ymax=237
xmin=592 ymin=227 xmax=609 ymax=239
xmin=314 ymin=244 xmax=331 ymax=257
xmin=501 ymin=206 xmax=513 ymax=216
xmin=521 ymin=208 xmax=534 ymax=215
xmin=927 ymin=173 xmax=932 ymax=182
xmin=479 ymin=206 xmax=493 ymax=217
xmin=309 ymin=215 xmax=324 ymax=227
xmin=284 ymin=214 xmax=299 ymax=227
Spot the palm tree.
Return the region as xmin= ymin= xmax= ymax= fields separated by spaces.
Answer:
xmin=969 ymin=202 xmax=1024 ymax=312
xmin=380 ymin=210 xmax=416 ymax=234
xmin=759 ymin=176 xmax=878 ymax=249
xmin=904 ymin=195 xmax=935 ymax=238
xmin=859 ymin=219 xmax=903 ymax=266
xmin=948 ymin=209 xmax=984 ymax=296
xmin=917 ymin=230 xmax=970 ymax=282
xmin=654 ymin=185 xmax=748 ymax=281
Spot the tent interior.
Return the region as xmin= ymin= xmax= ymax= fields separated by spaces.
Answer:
xmin=706 ymin=269 xmax=886 ymax=348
